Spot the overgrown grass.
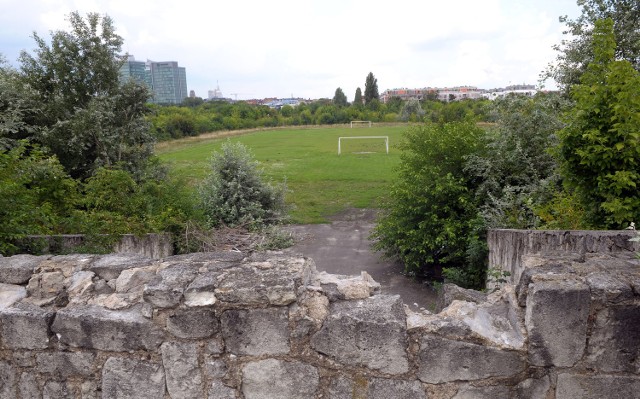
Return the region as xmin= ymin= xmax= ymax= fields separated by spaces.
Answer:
xmin=156 ymin=125 xmax=407 ymax=223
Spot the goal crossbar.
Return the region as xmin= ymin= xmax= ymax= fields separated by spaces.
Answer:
xmin=350 ymin=120 xmax=372 ymax=128
xmin=338 ymin=136 xmax=389 ymax=155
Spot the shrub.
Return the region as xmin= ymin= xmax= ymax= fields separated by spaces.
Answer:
xmin=198 ymin=141 xmax=288 ymax=228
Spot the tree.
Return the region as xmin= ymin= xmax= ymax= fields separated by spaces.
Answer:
xmin=558 ymin=18 xmax=640 ymax=227
xmin=353 ymin=87 xmax=363 ymax=106
xmin=371 ymin=122 xmax=485 ymax=286
xmin=399 ymin=99 xmax=425 ymax=122
xmin=364 ymin=72 xmax=379 ymax=104
xmin=332 ymin=87 xmax=348 ymax=107
xmin=18 ymin=11 xmax=154 ymax=179
xmin=545 ymin=0 xmax=640 ymax=90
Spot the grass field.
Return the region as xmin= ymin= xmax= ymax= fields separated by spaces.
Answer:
xmin=156 ymin=125 xmax=409 ymax=223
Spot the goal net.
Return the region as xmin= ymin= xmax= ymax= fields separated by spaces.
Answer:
xmin=338 ymin=136 xmax=389 ymax=155
xmin=350 ymin=120 xmax=372 ymax=128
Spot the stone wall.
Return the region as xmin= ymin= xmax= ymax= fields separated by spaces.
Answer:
xmin=0 ymin=230 xmax=638 ymax=398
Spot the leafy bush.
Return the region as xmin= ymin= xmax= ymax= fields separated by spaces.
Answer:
xmin=371 ymin=122 xmax=485 ymax=286
xmin=198 ymin=141 xmax=288 ymax=228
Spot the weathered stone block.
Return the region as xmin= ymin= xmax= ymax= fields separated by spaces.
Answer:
xmin=0 ymin=361 xmax=17 ymax=398
xmin=214 ymin=256 xmax=312 ymax=306
xmin=586 ymin=305 xmax=640 ymax=373
xmin=310 ymin=295 xmax=409 ymax=375
xmin=452 ymin=384 xmax=511 ymax=399
xmin=161 ymin=341 xmax=204 ymax=399
xmin=27 ymin=271 xmax=65 ymax=300
xmin=514 ymin=375 xmax=551 ymax=399
xmin=326 ymin=376 xmax=368 ymax=399
xmin=36 ymin=352 xmax=96 ymax=378
xmin=18 ymin=371 xmax=40 ymax=399
xmin=242 ymin=359 xmax=318 ymax=399
xmin=205 ymin=358 xmax=227 ymax=379
xmin=0 ymin=303 xmax=54 ymax=349
xmin=52 ymin=305 xmax=163 ymax=351
xmin=368 ymin=378 xmax=426 ymax=399
xmin=0 ymin=283 xmax=27 ymax=310
xmin=417 ymin=335 xmax=525 ymax=383
xmin=436 ymin=283 xmax=487 ymax=312
xmin=43 ymin=380 xmax=74 ymax=399
xmin=208 ymin=380 xmax=236 ymax=399
xmin=142 ymin=264 xmax=199 ymax=308
xmin=89 ymin=254 xmax=154 ymax=281
xmin=184 ymin=272 xmax=217 ymax=307
xmin=525 ymin=277 xmax=590 ymax=367
xmin=0 ymin=254 xmax=45 ymax=284
xmin=221 ymin=307 xmax=289 ymax=355
xmin=167 ymin=308 xmax=219 ymax=339
xmin=556 ymin=373 xmax=640 ymax=399
xmin=102 ymin=357 xmax=165 ymax=399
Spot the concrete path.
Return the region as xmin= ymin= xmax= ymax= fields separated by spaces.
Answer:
xmin=284 ymin=209 xmax=437 ymax=311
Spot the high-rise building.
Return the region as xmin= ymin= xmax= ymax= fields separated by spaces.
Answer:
xmin=118 ymin=56 xmax=188 ymax=104
xmin=118 ymin=55 xmax=151 ymax=88
xmin=147 ymin=61 xmax=188 ymax=104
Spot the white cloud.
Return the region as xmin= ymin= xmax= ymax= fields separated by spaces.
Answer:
xmin=0 ymin=0 xmax=582 ymax=98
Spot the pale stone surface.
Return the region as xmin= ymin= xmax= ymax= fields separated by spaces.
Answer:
xmin=514 ymin=375 xmax=551 ymax=399
xmin=36 ymin=352 xmax=96 ymax=377
xmin=0 ymin=303 xmax=53 ymax=349
xmin=316 ymin=271 xmax=380 ymax=301
xmin=586 ymin=305 xmax=640 ymax=373
xmin=115 ymin=266 xmax=157 ymax=293
xmin=525 ymin=277 xmax=590 ymax=367
xmin=326 ymin=376 xmax=368 ymax=399
xmin=52 ymin=305 xmax=164 ymax=351
xmin=43 ymin=380 xmax=73 ymax=399
xmin=439 ymin=286 xmax=525 ymax=349
xmin=417 ymin=335 xmax=525 ymax=383
xmin=221 ymin=307 xmax=289 ymax=355
xmin=89 ymin=254 xmax=154 ymax=281
xmin=205 ymin=358 xmax=227 ymax=379
xmin=0 ymin=254 xmax=45 ymax=284
xmin=452 ymin=384 xmax=511 ymax=399
xmin=242 ymin=359 xmax=318 ymax=399
xmin=167 ymin=308 xmax=219 ymax=339
xmin=556 ymin=374 xmax=640 ymax=399
xmin=102 ymin=357 xmax=165 ymax=399
xmin=436 ymin=283 xmax=487 ymax=312
xmin=142 ymin=264 xmax=199 ymax=308
xmin=0 ymin=361 xmax=17 ymax=398
xmin=185 ymin=272 xmax=217 ymax=307
xmin=311 ymin=295 xmax=409 ymax=375
xmin=18 ymin=371 xmax=40 ymax=399
xmin=208 ymin=380 xmax=236 ymax=399
xmin=66 ymin=270 xmax=95 ymax=299
xmin=27 ymin=271 xmax=65 ymax=300
xmin=368 ymin=378 xmax=426 ymax=399
xmin=0 ymin=283 xmax=27 ymax=309
xmin=161 ymin=341 xmax=204 ymax=399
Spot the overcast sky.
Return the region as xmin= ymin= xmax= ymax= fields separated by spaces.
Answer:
xmin=1 ymin=0 xmax=581 ymax=100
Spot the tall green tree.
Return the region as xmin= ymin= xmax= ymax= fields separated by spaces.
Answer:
xmin=18 ymin=11 xmax=154 ymax=179
xmin=364 ymin=72 xmax=379 ymax=104
xmin=545 ymin=0 xmax=640 ymax=90
xmin=559 ymin=18 xmax=640 ymax=227
xmin=353 ymin=87 xmax=363 ymax=106
xmin=332 ymin=87 xmax=348 ymax=107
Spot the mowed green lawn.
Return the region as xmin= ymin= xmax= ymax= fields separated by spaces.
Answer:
xmin=156 ymin=125 xmax=408 ymax=223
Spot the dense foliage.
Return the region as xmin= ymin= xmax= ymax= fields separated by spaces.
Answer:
xmin=198 ymin=141 xmax=288 ymax=228
xmin=558 ymin=18 xmax=640 ymax=228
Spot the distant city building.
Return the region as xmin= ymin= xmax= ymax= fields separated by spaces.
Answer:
xmin=118 ymin=56 xmax=188 ymax=104
xmin=118 ymin=56 xmax=151 ymax=88
xmin=189 ymin=90 xmax=196 ymax=98
xmin=208 ymin=83 xmax=224 ymax=100
xmin=380 ymin=84 xmax=538 ymax=103
xmin=265 ymin=98 xmax=301 ymax=108
xmin=147 ymin=61 xmax=188 ymax=104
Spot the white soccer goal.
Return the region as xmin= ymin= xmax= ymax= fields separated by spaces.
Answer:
xmin=338 ymin=136 xmax=389 ymax=155
xmin=350 ymin=120 xmax=372 ymax=128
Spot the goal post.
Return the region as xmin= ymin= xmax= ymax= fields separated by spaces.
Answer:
xmin=338 ymin=136 xmax=389 ymax=155
xmin=350 ymin=120 xmax=372 ymax=128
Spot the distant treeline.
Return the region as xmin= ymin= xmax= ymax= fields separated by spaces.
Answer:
xmin=148 ymin=97 xmax=492 ymax=141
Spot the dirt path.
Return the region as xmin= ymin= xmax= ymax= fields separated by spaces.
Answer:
xmin=284 ymin=209 xmax=438 ymax=311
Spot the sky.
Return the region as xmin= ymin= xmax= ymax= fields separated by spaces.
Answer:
xmin=0 ymin=0 xmax=582 ymax=101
